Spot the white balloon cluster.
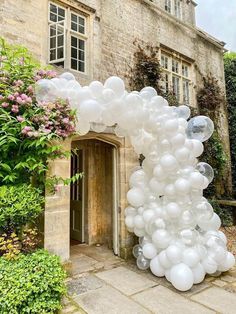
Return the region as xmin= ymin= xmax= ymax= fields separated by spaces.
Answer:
xmin=36 ymin=73 xmax=235 ymax=291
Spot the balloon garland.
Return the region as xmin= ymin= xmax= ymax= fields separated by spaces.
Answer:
xmin=36 ymin=74 xmax=235 ymax=291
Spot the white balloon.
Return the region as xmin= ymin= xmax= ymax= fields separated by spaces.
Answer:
xmin=76 ymin=119 xmax=90 ymax=135
xmin=166 ymin=202 xmax=181 ymax=218
xmin=182 ymin=248 xmax=200 ymax=267
xmin=160 ymin=154 xmax=178 ymax=171
xmin=80 ymin=100 xmax=102 ymax=122
xmin=202 ymin=256 xmax=218 ymax=274
xmin=218 ymin=252 xmax=235 ymax=272
xmin=127 ymin=188 xmax=145 ymax=207
xmin=149 ymin=178 xmax=165 ymax=196
xmin=175 ymin=178 xmax=191 ymax=194
xmin=150 ymin=256 xmax=165 ymax=277
xmin=189 ymin=172 xmax=205 ymax=189
xmin=104 ymin=76 xmax=125 ymax=97
xmin=170 ymin=263 xmax=194 ymax=291
xmin=60 ymin=72 xmax=75 ymax=81
xmin=125 ymin=216 xmax=134 ymax=229
xmin=166 ymin=245 xmax=182 ymax=264
xmin=170 ymin=133 xmax=186 ymax=148
xmin=143 ymin=243 xmax=158 ymax=259
xmin=174 ymin=147 xmax=190 ymax=162
xmin=198 ymin=213 xmax=221 ymax=231
xmin=152 ymin=229 xmax=172 ymax=249
xmin=192 ymin=263 xmax=205 ymax=284
xmin=134 ymin=215 xmax=145 ymax=229
xmin=158 ymin=250 xmax=172 ymax=269
xmin=164 ymin=119 xmax=179 ymax=133
xmin=89 ymin=81 xmax=104 ymax=97
xmin=129 ymin=169 xmax=148 ymax=188
xmin=191 ymin=139 xmax=204 ymax=157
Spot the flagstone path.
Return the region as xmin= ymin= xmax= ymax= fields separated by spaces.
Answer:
xmin=60 ymin=244 xmax=236 ymax=314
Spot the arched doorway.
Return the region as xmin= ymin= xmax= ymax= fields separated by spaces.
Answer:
xmin=70 ymin=138 xmax=119 ymax=255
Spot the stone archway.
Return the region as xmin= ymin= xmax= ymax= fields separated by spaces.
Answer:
xmin=44 ymin=132 xmax=138 ymax=261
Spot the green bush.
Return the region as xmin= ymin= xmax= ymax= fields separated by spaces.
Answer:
xmin=0 ymin=184 xmax=44 ymax=230
xmin=0 ymin=249 xmax=66 ymax=313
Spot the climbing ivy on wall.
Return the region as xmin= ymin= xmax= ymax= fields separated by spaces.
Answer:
xmin=197 ymin=75 xmax=228 ymax=197
xmin=126 ymin=40 xmax=178 ymax=106
xmin=224 ymin=52 xmax=236 ymax=197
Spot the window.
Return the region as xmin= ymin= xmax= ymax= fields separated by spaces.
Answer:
xmin=183 ymin=80 xmax=190 ymax=104
xmin=160 ymin=52 xmax=191 ymax=104
xmin=174 ymin=0 xmax=182 ymax=19
xmin=165 ymin=0 xmax=171 ymax=13
xmin=164 ymin=0 xmax=182 ymax=20
xmin=172 ymin=59 xmax=179 ymax=73
xmin=182 ymin=64 xmax=189 ymax=77
xmin=172 ymin=76 xmax=180 ymax=101
xmin=161 ymin=55 xmax=169 ymax=70
xmin=48 ymin=2 xmax=88 ymax=73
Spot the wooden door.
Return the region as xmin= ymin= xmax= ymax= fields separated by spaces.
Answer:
xmin=70 ymin=149 xmax=84 ymax=242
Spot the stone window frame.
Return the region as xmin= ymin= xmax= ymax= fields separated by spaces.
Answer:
xmin=48 ymin=1 xmax=89 ymax=74
xmin=164 ymin=0 xmax=183 ymax=20
xmin=160 ymin=50 xmax=192 ymax=105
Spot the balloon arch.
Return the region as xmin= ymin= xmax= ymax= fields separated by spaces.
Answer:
xmin=36 ymin=73 xmax=235 ymax=291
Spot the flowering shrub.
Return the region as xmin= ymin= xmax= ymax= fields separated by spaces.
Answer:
xmin=0 ymin=39 xmax=70 ymax=312
xmin=0 ymin=38 xmax=76 ymax=185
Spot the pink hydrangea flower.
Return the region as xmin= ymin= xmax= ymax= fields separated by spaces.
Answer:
xmin=21 ymin=94 xmax=28 ymax=100
xmin=14 ymin=80 xmax=23 ymax=87
xmin=7 ymin=95 xmax=15 ymax=101
xmin=11 ymin=105 xmax=19 ymax=113
xmin=27 ymin=85 xmax=34 ymax=93
xmin=16 ymin=97 xmax=23 ymax=104
xmin=1 ymin=102 xmax=9 ymax=108
xmin=17 ymin=116 xmax=24 ymax=122
xmin=62 ymin=118 xmax=69 ymax=124
xmin=22 ymin=126 xmax=32 ymax=134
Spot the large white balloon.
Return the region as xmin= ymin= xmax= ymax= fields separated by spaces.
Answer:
xmin=170 ymin=263 xmax=194 ymax=291
xmin=36 ymin=75 xmax=234 ymax=292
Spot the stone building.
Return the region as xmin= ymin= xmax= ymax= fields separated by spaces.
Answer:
xmin=0 ymin=0 xmax=230 ymax=260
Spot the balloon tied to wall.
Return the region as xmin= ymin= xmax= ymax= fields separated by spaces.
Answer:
xmin=36 ymin=73 xmax=235 ymax=292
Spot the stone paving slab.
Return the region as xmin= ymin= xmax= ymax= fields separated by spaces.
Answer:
xmin=132 ymin=285 xmax=215 ymax=314
xmin=191 ymin=286 xmax=236 ymax=314
xmin=68 ymin=274 xmax=104 ymax=297
xmin=74 ymin=285 xmax=151 ymax=314
xmin=96 ymin=266 xmax=156 ymax=296
xmin=71 ymin=254 xmax=103 ymax=276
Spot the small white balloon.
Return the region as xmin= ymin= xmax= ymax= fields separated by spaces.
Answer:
xmin=143 ymin=243 xmax=158 ymax=259
xmin=150 ymin=256 xmax=165 ymax=277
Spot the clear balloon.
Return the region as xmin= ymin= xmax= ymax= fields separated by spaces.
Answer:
xmin=186 ymin=116 xmax=214 ymax=142
xmin=133 ymin=244 xmax=143 ymax=258
xmin=136 ymin=254 xmax=150 ymax=270
xmin=196 ymin=162 xmax=214 ymax=183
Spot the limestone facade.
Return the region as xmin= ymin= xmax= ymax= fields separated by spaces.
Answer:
xmin=0 ymin=0 xmax=230 ymax=260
